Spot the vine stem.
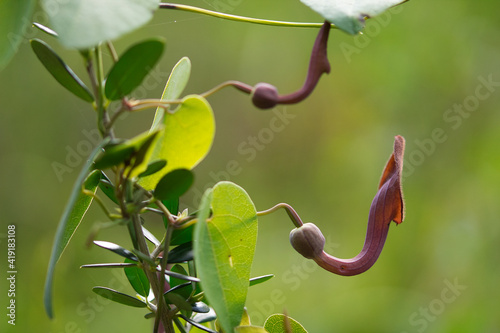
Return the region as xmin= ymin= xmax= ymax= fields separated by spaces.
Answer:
xmin=257 ymin=203 xmax=304 ymax=228
xmin=159 ymin=3 xmax=336 ymax=29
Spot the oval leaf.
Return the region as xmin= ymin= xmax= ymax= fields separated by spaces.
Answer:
xmin=0 ymin=0 xmax=36 ymax=70
xmin=264 ymin=314 xmax=308 ymax=333
xmin=151 ymin=56 xmax=192 ymax=130
xmin=105 ymin=38 xmax=165 ymax=100
xmin=40 ymin=0 xmax=159 ymax=49
xmin=139 ymin=95 xmax=215 ymax=190
xmin=92 ymin=286 xmax=147 ymax=308
xmin=124 ymin=258 xmax=150 ymax=297
xmin=44 ymin=140 xmax=108 ymax=319
xmin=193 ymin=182 xmax=258 ymax=333
xmin=30 ymin=39 xmax=94 ymax=102
xmin=300 ymin=0 xmax=408 ymax=34
xmin=154 ymin=169 xmax=194 ymax=201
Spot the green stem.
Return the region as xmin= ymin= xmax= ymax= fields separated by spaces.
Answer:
xmin=159 ymin=3 xmax=335 ymax=29
xmin=257 ymin=203 xmax=304 ymax=228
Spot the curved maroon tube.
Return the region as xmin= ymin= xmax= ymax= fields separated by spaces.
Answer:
xmin=314 ymin=135 xmax=405 ymax=276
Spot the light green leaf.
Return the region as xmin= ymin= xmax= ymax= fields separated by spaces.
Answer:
xmin=235 ymin=326 xmax=269 ymax=333
xmin=44 ymin=140 xmax=108 ymax=319
xmin=41 ymin=0 xmax=159 ymax=49
xmin=0 ymin=0 xmax=36 ymax=71
xmin=92 ymin=287 xmax=147 ymax=308
xmin=300 ymin=0 xmax=407 ymax=34
xmin=124 ymin=258 xmax=150 ymax=297
xmin=151 ymin=56 xmax=192 ymax=131
xmin=194 ymin=182 xmax=258 ymax=333
xmin=264 ymin=314 xmax=308 ymax=333
xmin=30 ymin=39 xmax=94 ymax=102
xmin=105 ymin=38 xmax=165 ymax=100
xmin=139 ymin=95 xmax=215 ymax=190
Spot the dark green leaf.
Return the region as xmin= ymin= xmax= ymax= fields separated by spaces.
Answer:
xmin=165 ymin=292 xmax=192 ymax=311
xmin=169 ymin=264 xmax=193 ymax=299
xmin=98 ymin=174 xmax=119 ymax=204
xmin=0 ymin=0 xmax=36 ymax=70
xmin=44 ymin=140 xmax=108 ymax=319
xmin=154 ymin=169 xmax=194 ymax=201
xmin=93 ymin=240 xmax=138 ymax=261
xmin=124 ymin=258 xmax=150 ymax=297
xmin=105 ymin=38 xmax=165 ymax=100
xmin=249 ymin=274 xmax=274 ymax=287
xmin=167 ymin=242 xmax=193 ymax=263
xmin=138 ymin=159 xmax=167 ymax=178
xmin=92 ymin=287 xmax=147 ymax=308
xmin=30 ymin=39 xmax=94 ymax=102
xmin=93 ymin=142 xmax=135 ymax=170
xmin=170 ymin=224 xmax=193 ymax=245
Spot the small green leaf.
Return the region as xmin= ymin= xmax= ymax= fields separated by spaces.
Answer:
xmin=105 ymin=38 xmax=165 ymax=100
xmin=44 ymin=139 xmax=108 ymax=319
xmin=165 ymin=292 xmax=192 ymax=311
xmin=40 ymin=0 xmax=159 ymax=49
xmin=192 ymin=302 xmax=210 ymax=314
xmin=264 ymin=314 xmax=308 ymax=333
xmin=139 ymin=95 xmax=215 ymax=190
xmin=92 ymin=286 xmax=147 ymax=308
xmin=93 ymin=142 xmax=135 ymax=170
xmin=30 ymin=39 xmax=94 ymax=102
xmin=167 ymin=242 xmax=194 ymax=263
xmin=194 ymin=182 xmax=258 ymax=333
xmin=98 ymin=173 xmax=119 ymax=204
xmin=235 ymin=326 xmax=269 ymax=333
xmin=151 ymin=56 xmax=192 ymax=130
xmin=138 ymin=159 xmax=167 ymax=178
xmin=0 ymin=0 xmax=36 ymax=70
xmin=124 ymin=258 xmax=150 ymax=297
xmin=93 ymin=241 xmax=138 ymax=261
xmin=154 ymin=169 xmax=194 ymax=201
xmin=142 ymin=226 xmax=160 ymax=246
xmin=249 ymin=274 xmax=274 ymax=287
xmin=170 ymin=224 xmax=194 ymax=245
xmin=300 ymin=0 xmax=408 ymax=34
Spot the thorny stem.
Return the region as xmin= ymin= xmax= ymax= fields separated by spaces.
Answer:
xmin=159 ymin=3 xmax=336 ymax=29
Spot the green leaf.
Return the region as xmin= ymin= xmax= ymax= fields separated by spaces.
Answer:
xmin=124 ymin=258 xmax=150 ymax=297
xmin=98 ymin=173 xmax=119 ymax=204
xmin=300 ymin=0 xmax=407 ymax=34
xmin=44 ymin=139 xmax=108 ymax=319
xmin=194 ymin=182 xmax=258 ymax=333
xmin=138 ymin=159 xmax=167 ymax=178
xmin=93 ymin=241 xmax=138 ymax=261
xmin=93 ymin=141 xmax=135 ymax=170
xmin=264 ymin=314 xmax=308 ymax=333
xmin=33 ymin=22 xmax=58 ymax=38
xmin=92 ymin=286 xmax=147 ymax=308
xmin=139 ymin=95 xmax=215 ymax=190
xmin=170 ymin=224 xmax=194 ymax=245
xmin=165 ymin=292 xmax=192 ymax=311
xmin=169 ymin=264 xmax=193 ymax=299
xmin=235 ymin=326 xmax=269 ymax=333
xmin=40 ymin=0 xmax=159 ymax=49
xmin=30 ymin=39 xmax=94 ymax=102
xmin=151 ymin=56 xmax=192 ymax=130
xmin=0 ymin=0 xmax=36 ymax=71
xmin=249 ymin=274 xmax=274 ymax=287
xmin=105 ymin=38 xmax=165 ymax=100
xmin=167 ymin=242 xmax=194 ymax=263
xmin=154 ymin=169 xmax=194 ymax=201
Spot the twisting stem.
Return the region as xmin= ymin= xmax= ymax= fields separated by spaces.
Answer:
xmin=200 ymin=80 xmax=253 ymax=98
xmin=257 ymin=203 xmax=304 ymax=228
xmin=159 ymin=3 xmax=336 ymax=29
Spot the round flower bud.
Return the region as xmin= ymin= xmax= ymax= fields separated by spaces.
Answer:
xmin=289 ymin=223 xmax=325 ymax=259
xmin=251 ymin=83 xmax=279 ymax=109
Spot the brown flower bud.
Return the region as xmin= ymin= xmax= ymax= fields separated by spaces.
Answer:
xmin=289 ymin=223 xmax=325 ymax=259
xmin=251 ymin=83 xmax=279 ymax=109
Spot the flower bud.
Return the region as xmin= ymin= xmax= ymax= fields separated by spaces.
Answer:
xmin=289 ymin=223 xmax=325 ymax=259
xmin=251 ymin=83 xmax=278 ymax=109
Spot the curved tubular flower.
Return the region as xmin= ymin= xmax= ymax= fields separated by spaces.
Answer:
xmin=313 ymin=135 xmax=405 ymax=276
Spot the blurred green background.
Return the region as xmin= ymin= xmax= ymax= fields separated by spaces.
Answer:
xmin=1 ymin=0 xmax=500 ymax=332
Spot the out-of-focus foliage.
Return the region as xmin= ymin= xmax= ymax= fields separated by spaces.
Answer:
xmin=1 ymin=0 xmax=499 ymax=332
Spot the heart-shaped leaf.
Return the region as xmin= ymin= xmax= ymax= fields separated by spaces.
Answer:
xmin=139 ymin=95 xmax=215 ymax=190
xmin=40 ymin=0 xmax=159 ymax=49
xmin=30 ymin=39 xmax=94 ymax=102
xmin=194 ymin=181 xmax=258 ymax=333
xmin=105 ymin=38 xmax=165 ymax=100
xmin=300 ymin=0 xmax=407 ymax=34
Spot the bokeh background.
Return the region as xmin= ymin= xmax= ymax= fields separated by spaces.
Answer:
xmin=1 ymin=0 xmax=499 ymax=332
